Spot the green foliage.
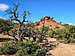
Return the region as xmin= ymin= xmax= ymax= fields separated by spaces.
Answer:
xmin=0 ymin=40 xmax=17 ymax=55
xmin=0 ymin=40 xmax=46 ymax=56
xmin=54 ymin=29 xmax=66 ymax=39
xmin=48 ymin=29 xmax=53 ymax=37
xmin=55 ymin=25 xmax=59 ymax=29
xmin=0 ymin=19 xmax=13 ymax=34
xmin=9 ymin=28 xmax=18 ymax=36
xmin=16 ymin=41 xmax=46 ymax=56
xmin=40 ymin=26 xmax=49 ymax=37
xmin=47 ymin=24 xmax=75 ymax=43
xmin=0 ymin=48 xmax=4 ymax=55
xmin=54 ymin=25 xmax=75 ymax=43
xmin=71 ymin=39 xmax=75 ymax=43
xmin=40 ymin=26 xmax=49 ymax=33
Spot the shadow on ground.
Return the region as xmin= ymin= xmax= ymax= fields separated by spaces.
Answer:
xmin=0 ymin=38 xmax=11 ymax=42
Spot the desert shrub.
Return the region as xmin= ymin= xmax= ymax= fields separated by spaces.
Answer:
xmin=40 ymin=26 xmax=49 ymax=34
xmin=71 ymin=39 xmax=75 ymax=43
xmin=64 ymin=37 xmax=75 ymax=43
xmin=39 ymin=26 xmax=49 ymax=42
xmin=0 ymin=19 xmax=13 ymax=34
xmin=0 ymin=40 xmax=17 ymax=55
xmin=48 ymin=29 xmax=55 ymax=38
xmin=48 ymin=29 xmax=66 ymax=39
xmin=0 ymin=48 xmax=4 ymax=55
xmin=54 ymin=25 xmax=75 ymax=43
xmin=16 ymin=47 xmax=46 ymax=56
xmin=55 ymin=29 xmax=67 ymax=39
xmin=9 ymin=28 xmax=18 ymax=36
xmin=64 ymin=38 xmax=68 ymax=43
xmin=64 ymin=26 xmax=75 ymax=43
xmin=0 ymin=40 xmax=46 ymax=56
xmin=16 ymin=41 xmax=46 ymax=56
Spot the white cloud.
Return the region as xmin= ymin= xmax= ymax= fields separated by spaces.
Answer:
xmin=0 ymin=17 xmax=5 ymax=19
xmin=0 ymin=4 xmax=9 ymax=11
xmin=68 ymin=22 xmax=72 ymax=25
xmin=0 ymin=17 xmax=3 ymax=18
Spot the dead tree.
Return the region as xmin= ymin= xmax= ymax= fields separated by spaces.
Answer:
xmin=5 ymin=4 xmax=30 ymax=41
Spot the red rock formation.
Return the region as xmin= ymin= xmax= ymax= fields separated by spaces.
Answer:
xmin=36 ymin=16 xmax=64 ymax=29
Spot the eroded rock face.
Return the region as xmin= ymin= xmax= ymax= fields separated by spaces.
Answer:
xmin=36 ymin=16 xmax=65 ymax=29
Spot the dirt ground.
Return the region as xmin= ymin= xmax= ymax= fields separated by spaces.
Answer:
xmin=0 ymin=34 xmax=13 ymax=39
xmin=50 ymin=43 xmax=75 ymax=56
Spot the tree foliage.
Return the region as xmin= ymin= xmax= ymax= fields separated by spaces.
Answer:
xmin=0 ymin=40 xmax=46 ymax=56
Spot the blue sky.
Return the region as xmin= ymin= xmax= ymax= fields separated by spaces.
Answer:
xmin=0 ymin=0 xmax=75 ymax=25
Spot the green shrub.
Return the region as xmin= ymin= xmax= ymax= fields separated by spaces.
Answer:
xmin=9 ymin=28 xmax=18 ymax=36
xmin=64 ymin=38 xmax=68 ymax=43
xmin=71 ymin=39 xmax=75 ymax=43
xmin=0 ymin=48 xmax=4 ymax=55
xmin=0 ymin=40 xmax=46 ymax=56
xmin=69 ymin=37 xmax=75 ymax=43
xmin=16 ymin=41 xmax=46 ymax=56
xmin=0 ymin=41 xmax=17 ymax=55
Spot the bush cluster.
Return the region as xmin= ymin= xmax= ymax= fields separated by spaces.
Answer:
xmin=0 ymin=40 xmax=46 ymax=56
xmin=48 ymin=25 xmax=75 ymax=43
